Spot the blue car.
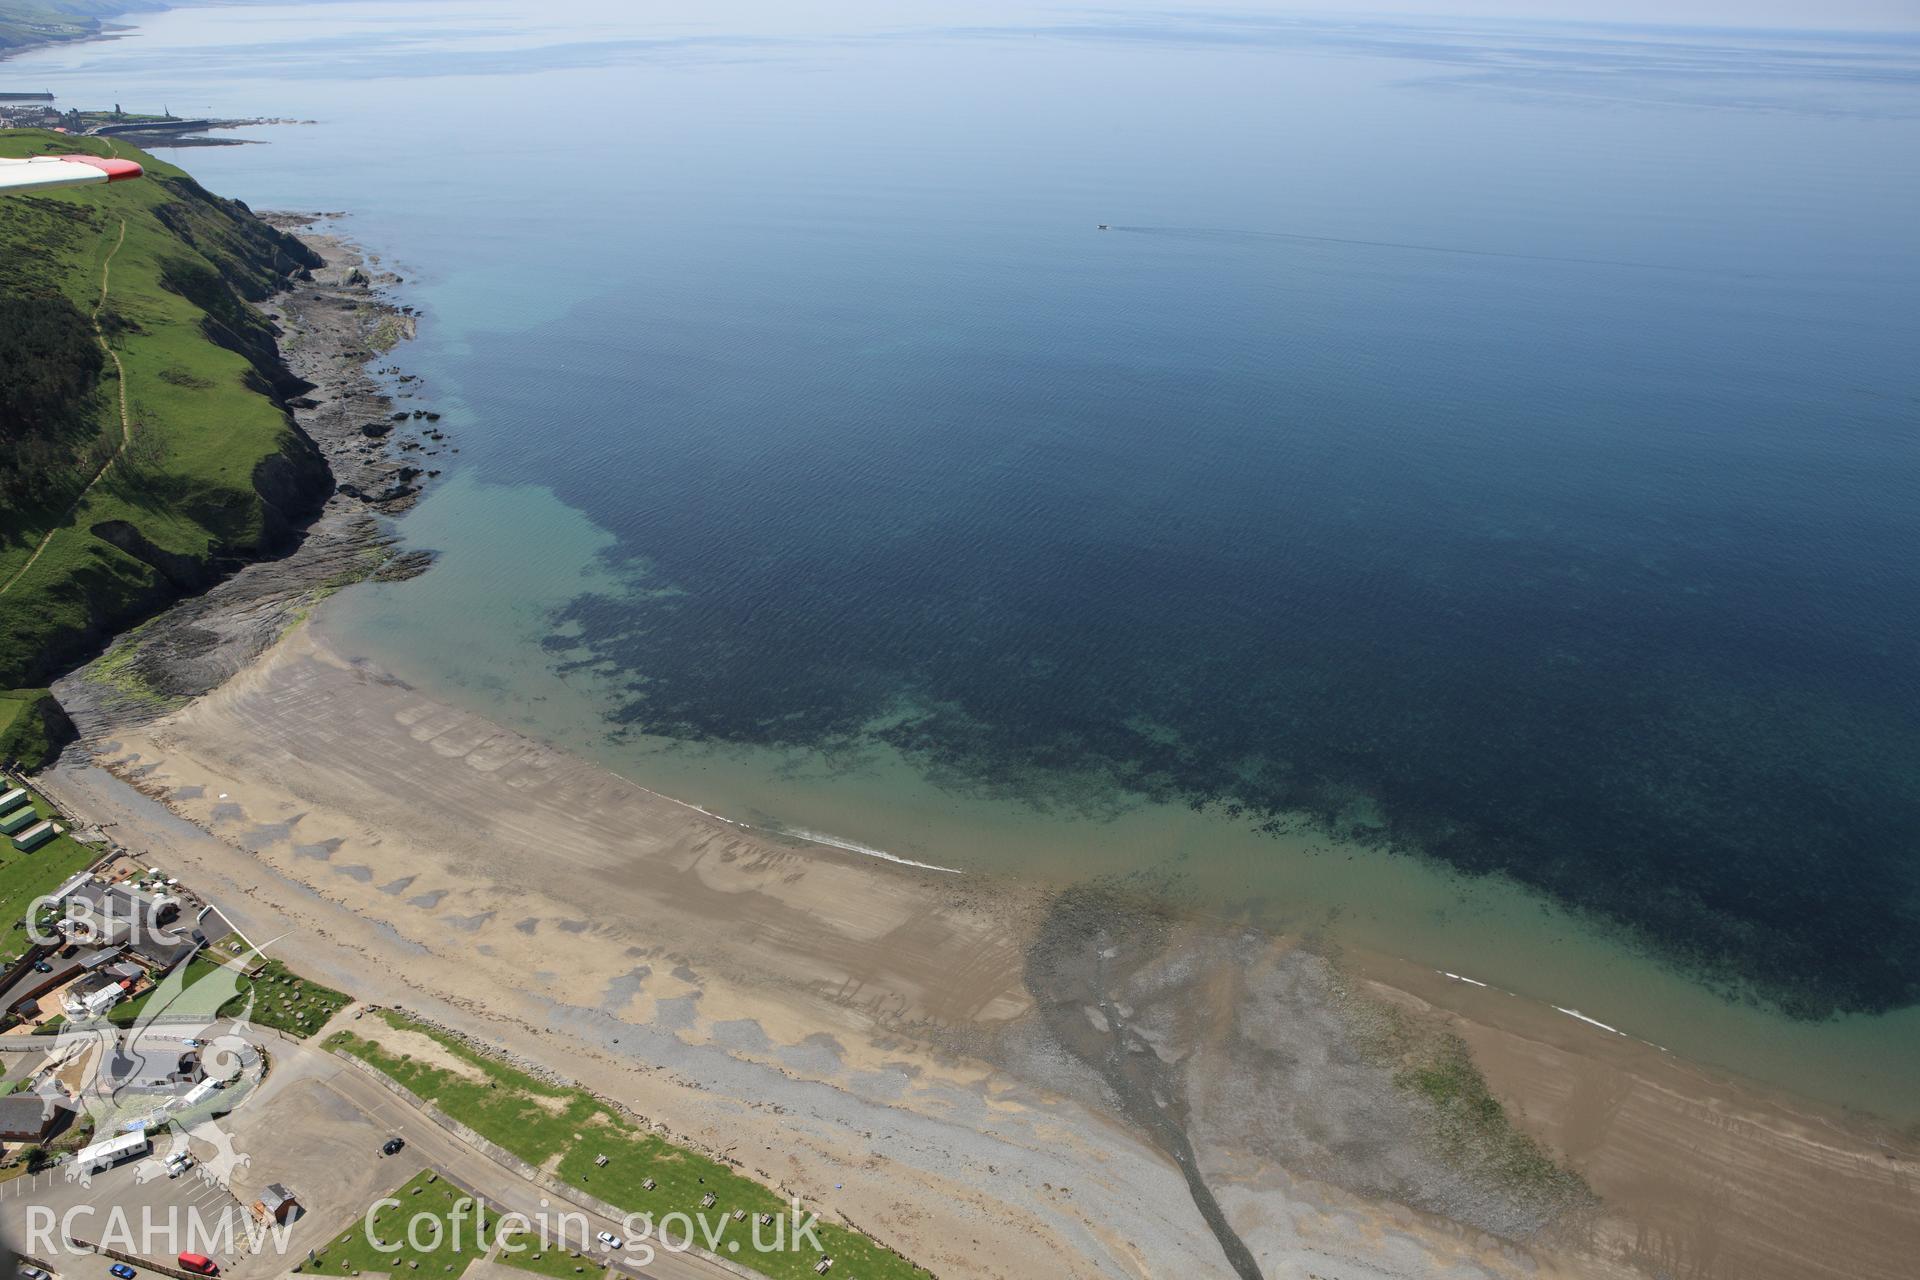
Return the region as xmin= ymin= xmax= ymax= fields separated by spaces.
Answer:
xmin=110 ymin=1265 xmax=137 ymax=1279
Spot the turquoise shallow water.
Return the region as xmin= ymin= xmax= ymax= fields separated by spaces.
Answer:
xmin=9 ymin=1 xmax=1920 ymax=1116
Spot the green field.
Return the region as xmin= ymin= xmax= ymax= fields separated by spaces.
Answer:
xmin=299 ymin=1170 xmax=493 ymax=1280
xmin=0 ymin=778 xmax=96 ymax=963
xmin=329 ymin=1012 xmax=927 ymax=1280
xmin=0 ymin=128 xmax=326 ymax=765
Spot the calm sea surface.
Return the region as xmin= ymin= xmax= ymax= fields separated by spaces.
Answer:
xmin=10 ymin=1 xmax=1920 ymax=1116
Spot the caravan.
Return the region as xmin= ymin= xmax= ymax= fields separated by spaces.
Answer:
xmin=74 ymin=1130 xmax=151 ymax=1175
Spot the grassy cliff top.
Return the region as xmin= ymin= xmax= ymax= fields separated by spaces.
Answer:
xmin=0 ymin=129 xmax=327 ymax=755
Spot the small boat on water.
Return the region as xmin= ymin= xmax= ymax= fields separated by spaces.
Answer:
xmin=1097 ymin=223 xmax=1110 ymax=230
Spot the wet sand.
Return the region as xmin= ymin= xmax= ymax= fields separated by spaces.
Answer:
xmin=1355 ymin=954 xmax=1920 ymax=1278
xmin=37 ymin=616 xmax=1920 ymax=1280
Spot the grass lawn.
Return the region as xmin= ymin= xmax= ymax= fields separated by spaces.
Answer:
xmin=328 ymin=1012 xmax=927 ymax=1280
xmin=298 ymin=1170 xmax=493 ymax=1280
xmin=110 ymin=952 xmax=231 ymax=1025
xmin=496 ymin=1246 xmax=610 ymax=1279
xmin=115 ymin=950 xmax=347 ymax=1037
xmin=240 ymin=956 xmax=351 ymax=1037
xmin=0 ymin=778 xmax=97 ymax=964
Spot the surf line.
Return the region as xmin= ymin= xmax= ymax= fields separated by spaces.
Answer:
xmin=603 ymin=769 xmax=964 ymax=875
xmin=1553 ymin=1005 xmax=1629 ymax=1037
xmin=1437 ymin=969 xmax=1670 ymax=1053
xmin=781 ymin=827 xmax=964 ymax=875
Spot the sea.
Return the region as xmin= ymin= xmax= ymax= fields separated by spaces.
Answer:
xmin=7 ymin=0 xmax=1919 ymax=1119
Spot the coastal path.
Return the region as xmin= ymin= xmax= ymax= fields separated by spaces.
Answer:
xmin=0 ymin=206 xmax=133 ymax=599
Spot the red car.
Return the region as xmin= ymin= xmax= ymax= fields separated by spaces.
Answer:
xmin=177 ymin=1255 xmax=217 ymax=1276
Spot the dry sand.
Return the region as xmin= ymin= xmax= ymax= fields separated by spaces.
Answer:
xmin=38 ymin=618 xmax=1920 ymax=1280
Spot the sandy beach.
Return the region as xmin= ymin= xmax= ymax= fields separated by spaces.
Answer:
xmin=36 ymin=612 xmax=1920 ymax=1280
xmin=22 ymin=219 xmax=1918 ymax=1280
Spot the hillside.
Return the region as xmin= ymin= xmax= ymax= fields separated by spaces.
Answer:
xmin=0 ymin=129 xmax=329 ymax=765
xmin=0 ymin=5 xmax=91 ymax=56
xmin=0 ymin=1 xmax=164 ymax=56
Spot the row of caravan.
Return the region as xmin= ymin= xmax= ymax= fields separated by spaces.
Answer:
xmin=0 ymin=779 xmax=60 ymax=850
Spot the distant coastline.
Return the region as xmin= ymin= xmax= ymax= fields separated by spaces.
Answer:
xmin=0 ymin=0 xmax=154 ymax=64
xmin=1 ymin=1 xmax=288 ymax=146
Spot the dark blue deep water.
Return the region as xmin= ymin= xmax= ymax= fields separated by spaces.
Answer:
xmin=15 ymin=2 xmax=1920 ymax=1026
xmin=524 ymin=214 xmax=1920 ymax=1017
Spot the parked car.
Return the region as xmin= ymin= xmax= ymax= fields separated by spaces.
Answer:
xmin=20 ymin=1265 xmax=51 ymax=1280
xmin=166 ymin=1153 xmax=196 ymax=1178
xmin=109 ymin=1265 xmax=136 ymax=1280
xmin=594 ymin=1232 xmax=624 ymax=1250
xmin=32 ymin=961 xmax=51 ymax=974
xmin=380 ymin=1136 xmax=404 ymax=1156
xmin=176 ymin=1254 xmax=217 ymax=1276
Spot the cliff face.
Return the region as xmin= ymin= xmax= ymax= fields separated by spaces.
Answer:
xmin=0 ymin=131 xmax=334 ymax=706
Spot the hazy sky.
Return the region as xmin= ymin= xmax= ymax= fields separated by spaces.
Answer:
xmin=1349 ymin=0 xmax=1920 ymax=32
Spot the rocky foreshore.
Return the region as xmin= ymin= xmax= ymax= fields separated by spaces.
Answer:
xmin=52 ymin=216 xmax=446 ymax=733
